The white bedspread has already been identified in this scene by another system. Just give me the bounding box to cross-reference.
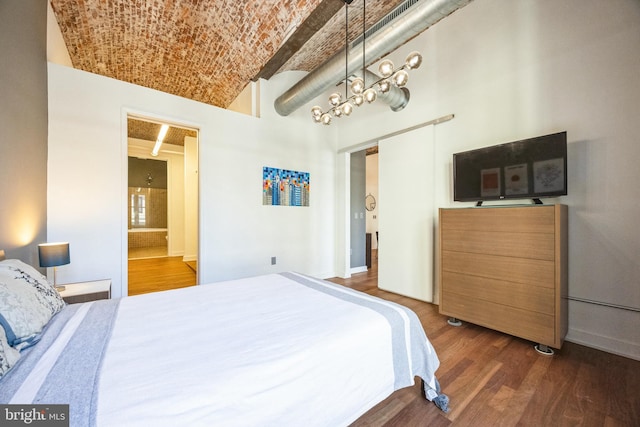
[96,273,400,427]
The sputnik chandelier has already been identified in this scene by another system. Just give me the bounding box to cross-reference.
[311,0,422,125]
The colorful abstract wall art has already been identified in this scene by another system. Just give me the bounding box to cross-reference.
[263,167,310,206]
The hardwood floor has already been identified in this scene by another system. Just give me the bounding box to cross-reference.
[128,245,167,259]
[330,251,640,426]
[128,256,196,296]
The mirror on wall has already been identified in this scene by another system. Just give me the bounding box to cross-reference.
[365,194,376,211]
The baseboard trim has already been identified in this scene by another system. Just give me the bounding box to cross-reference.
[350,266,368,275]
[566,328,640,361]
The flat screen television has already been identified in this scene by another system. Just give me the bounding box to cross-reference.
[453,131,567,204]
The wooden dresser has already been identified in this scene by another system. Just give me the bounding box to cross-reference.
[439,205,568,350]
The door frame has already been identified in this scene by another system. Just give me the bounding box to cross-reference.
[121,108,201,297]
[335,115,453,287]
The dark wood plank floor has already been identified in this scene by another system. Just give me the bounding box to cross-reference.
[330,251,640,427]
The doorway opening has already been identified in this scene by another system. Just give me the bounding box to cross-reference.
[126,116,199,295]
[128,156,168,259]
[365,145,379,268]
[349,146,379,277]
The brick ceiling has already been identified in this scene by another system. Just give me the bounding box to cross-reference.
[128,118,197,146]
[49,0,413,109]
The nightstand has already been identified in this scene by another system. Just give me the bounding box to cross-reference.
[58,279,111,304]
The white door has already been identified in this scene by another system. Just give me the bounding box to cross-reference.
[378,125,435,302]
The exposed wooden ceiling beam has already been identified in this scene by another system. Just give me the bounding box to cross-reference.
[253,0,344,81]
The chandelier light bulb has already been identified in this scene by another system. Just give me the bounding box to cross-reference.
[405,51,423,69]
[329,93,342,106]
[378,59,395,78]
[364,87,377,104]
[392,69,409,87]
[378,79,391,93]
[307,0,425,126]
[350,78,364,95]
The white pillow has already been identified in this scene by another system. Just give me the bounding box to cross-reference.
[0,259,65,349]
[0,324,20,378]
[1,258,50,284]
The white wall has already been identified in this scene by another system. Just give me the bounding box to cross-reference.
[227,81,258,117]
[332,0,640,359]
[46,2,72,67]
[47,64,336,299]
[183,135,198,262]
[0,1,48,265]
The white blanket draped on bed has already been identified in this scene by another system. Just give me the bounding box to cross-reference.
[2,272,444,426]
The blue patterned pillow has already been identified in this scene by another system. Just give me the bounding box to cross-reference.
[0,259,65,349]
[0,324,20,378]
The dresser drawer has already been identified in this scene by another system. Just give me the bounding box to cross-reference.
[441,271,554,315]
[440,205,556,234]
[441,250,555,289]
[441,229,555,261]
[440,291,556,345]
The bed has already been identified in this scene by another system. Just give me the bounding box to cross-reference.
[0,259,448,426]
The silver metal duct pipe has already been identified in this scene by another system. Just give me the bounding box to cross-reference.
[274,0,471,116]
[361,69,410,111]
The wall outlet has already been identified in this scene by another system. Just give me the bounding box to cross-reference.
[271,256,276,265]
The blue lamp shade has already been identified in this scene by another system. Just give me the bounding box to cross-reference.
[38,243,70,268]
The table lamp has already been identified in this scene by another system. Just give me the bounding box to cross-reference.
[38,242,70,291]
